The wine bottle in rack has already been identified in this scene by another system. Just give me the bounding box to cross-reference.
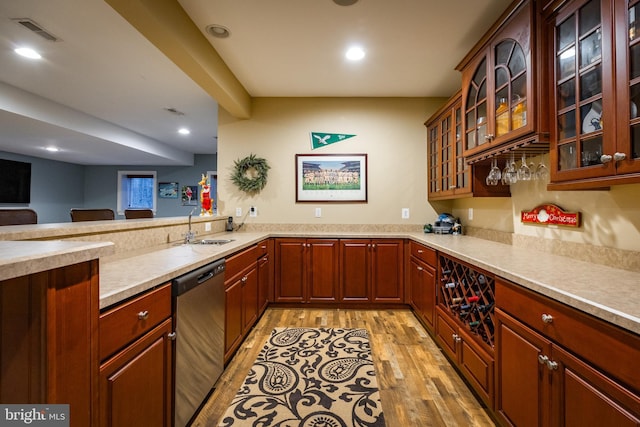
[444,282,456,289]
[476,303,493,313]
[468,295,480,303]
[452,297,463,304]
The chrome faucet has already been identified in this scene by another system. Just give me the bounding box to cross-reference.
[184,207,197,243]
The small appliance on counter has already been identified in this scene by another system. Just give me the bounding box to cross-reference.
[427,213,462,235]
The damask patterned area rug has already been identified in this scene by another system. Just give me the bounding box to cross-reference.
[218,327,386,427]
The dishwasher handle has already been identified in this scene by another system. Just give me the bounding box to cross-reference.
[172,259,225,297]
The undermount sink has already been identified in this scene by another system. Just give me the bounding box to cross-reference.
[196,239,234,245]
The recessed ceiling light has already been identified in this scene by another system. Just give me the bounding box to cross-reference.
[345,46,365,61]
[14,47,41,59]
[178,128,191,135]
[206,24,230,39]
[333,0,358,5]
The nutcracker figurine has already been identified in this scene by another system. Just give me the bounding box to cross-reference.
[199,174,213,216]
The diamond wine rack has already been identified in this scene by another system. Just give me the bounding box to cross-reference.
[439,255,495,349]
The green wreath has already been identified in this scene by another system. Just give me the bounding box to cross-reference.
[231,153,270,193]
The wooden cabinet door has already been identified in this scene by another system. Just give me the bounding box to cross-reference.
[99,319,172,427]
[224,278,243,358]
[241,266,258,333]
[371,239,403,303]
[275,239,306,302]
[495,308,551,427]
[340,240,370,302]
[551,345,640,427]
[307,239,339,302]
[257,253,270,314]
[410,257,436,330]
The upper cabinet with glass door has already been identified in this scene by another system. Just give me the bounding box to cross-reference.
[546,0,640,189]
[457,0,548,162]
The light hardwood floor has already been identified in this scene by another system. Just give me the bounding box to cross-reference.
[192,308,497,426]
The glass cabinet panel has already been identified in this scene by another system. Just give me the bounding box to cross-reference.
[554,0,603,171]
[629,1,640,162]
[465,58,488,151]
[493,39,527,138]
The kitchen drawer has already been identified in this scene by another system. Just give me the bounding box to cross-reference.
[99,283,171,361]
[225,245,258,281]
[496,278,640,392]
[256,239,269,258]
[410,241,436,266]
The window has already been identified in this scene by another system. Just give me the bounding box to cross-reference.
[117,171,157,215]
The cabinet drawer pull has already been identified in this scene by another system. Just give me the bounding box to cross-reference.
[417,266,423,271]
[541,313,554,324]
[538,354,549,365]
[137,310,149,320]
[417,249,424,253]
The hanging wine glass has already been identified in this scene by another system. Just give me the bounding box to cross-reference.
[517,153,532,181]
[535,160,549,181]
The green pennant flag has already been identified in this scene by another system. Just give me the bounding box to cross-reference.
[310,132,356,149]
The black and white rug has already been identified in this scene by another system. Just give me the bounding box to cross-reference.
[219,327,386,427]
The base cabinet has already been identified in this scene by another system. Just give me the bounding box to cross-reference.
[99,319,173,427]
[340,239,404,303]
[495,279,640,427]
[408,242,437,329]
[98,283,173,427]
[224,245,260,362]
[274,238,339,303]
[435,306,495,409]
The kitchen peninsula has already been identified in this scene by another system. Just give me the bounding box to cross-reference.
[1,218,639,426]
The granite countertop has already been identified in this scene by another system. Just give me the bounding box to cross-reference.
[2,230,638,336]
[0,240,114,281]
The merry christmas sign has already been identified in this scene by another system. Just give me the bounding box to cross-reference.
[521,204,581,227]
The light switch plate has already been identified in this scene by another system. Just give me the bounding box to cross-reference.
[315,207,322,218]
[235,207,242,217]
[249,206,257,217]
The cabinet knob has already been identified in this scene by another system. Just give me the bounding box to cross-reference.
[541,313,554,324]
[168,332,177,341]
[137,310,149,320]
[600,154,613,163]
[417,249,423,253]
[546,360,559,371]
[452,333,461,343]
[417,266,424,271]
[538,354,549,365]
[614,152,627,161]
[241,276,248,283]
[484,134,494,141]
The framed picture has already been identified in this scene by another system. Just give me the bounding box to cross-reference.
[296,154,367,202]
[181,185,198,205]
[158,182,179,199]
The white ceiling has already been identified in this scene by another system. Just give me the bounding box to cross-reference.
[0,0,512,166]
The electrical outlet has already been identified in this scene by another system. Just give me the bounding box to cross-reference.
[249,206,257,217]
[402,208,410,219]
[315,207,322,218]
[205,222,211,231]
[468,208,474,220]
[235,207,242,217]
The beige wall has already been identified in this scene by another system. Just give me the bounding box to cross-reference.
[451,153,640,253]
[218,97,447,227]
[218,97,640,254]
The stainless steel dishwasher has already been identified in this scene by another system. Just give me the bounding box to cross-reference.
[172,258,225,427]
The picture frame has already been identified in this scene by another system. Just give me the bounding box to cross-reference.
[296,153,367,203]
[158,182,179,199]
[181,185,198,205]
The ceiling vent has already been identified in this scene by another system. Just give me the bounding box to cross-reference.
[12,18,60,42]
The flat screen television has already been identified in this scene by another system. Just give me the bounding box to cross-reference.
[0,159,32,203]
